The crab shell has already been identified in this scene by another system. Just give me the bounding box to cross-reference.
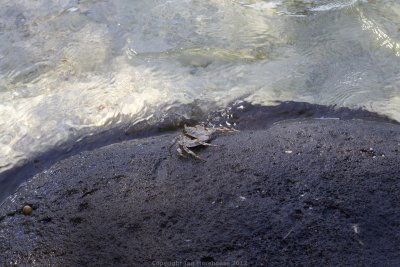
[177,134,217,148]
[183,125,217,142]
[183,125,236,142]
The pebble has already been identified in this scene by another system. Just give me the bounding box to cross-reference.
[22,205,32,215]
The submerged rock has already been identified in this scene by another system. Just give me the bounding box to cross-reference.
[0,119,399,266]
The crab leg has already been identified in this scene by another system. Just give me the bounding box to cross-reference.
[181,145,205,161]
[195,139,219,147]
[176,146,188,158]
[216,127,239,133]
[167,136,179,156]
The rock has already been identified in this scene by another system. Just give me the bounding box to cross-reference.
[0,119,399,266]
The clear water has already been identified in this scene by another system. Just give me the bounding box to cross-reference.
[1,0,400,173]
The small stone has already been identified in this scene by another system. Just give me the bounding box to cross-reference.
[22,205,32,215]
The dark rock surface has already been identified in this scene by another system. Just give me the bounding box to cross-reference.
[1,100,395,203]
[0,119,400,266]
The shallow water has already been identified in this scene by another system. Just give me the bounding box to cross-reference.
[1,0,400,176]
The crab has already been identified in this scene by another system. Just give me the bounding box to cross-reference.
[169,124,238,160]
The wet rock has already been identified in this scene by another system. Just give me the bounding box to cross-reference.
[0,119,400,266]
